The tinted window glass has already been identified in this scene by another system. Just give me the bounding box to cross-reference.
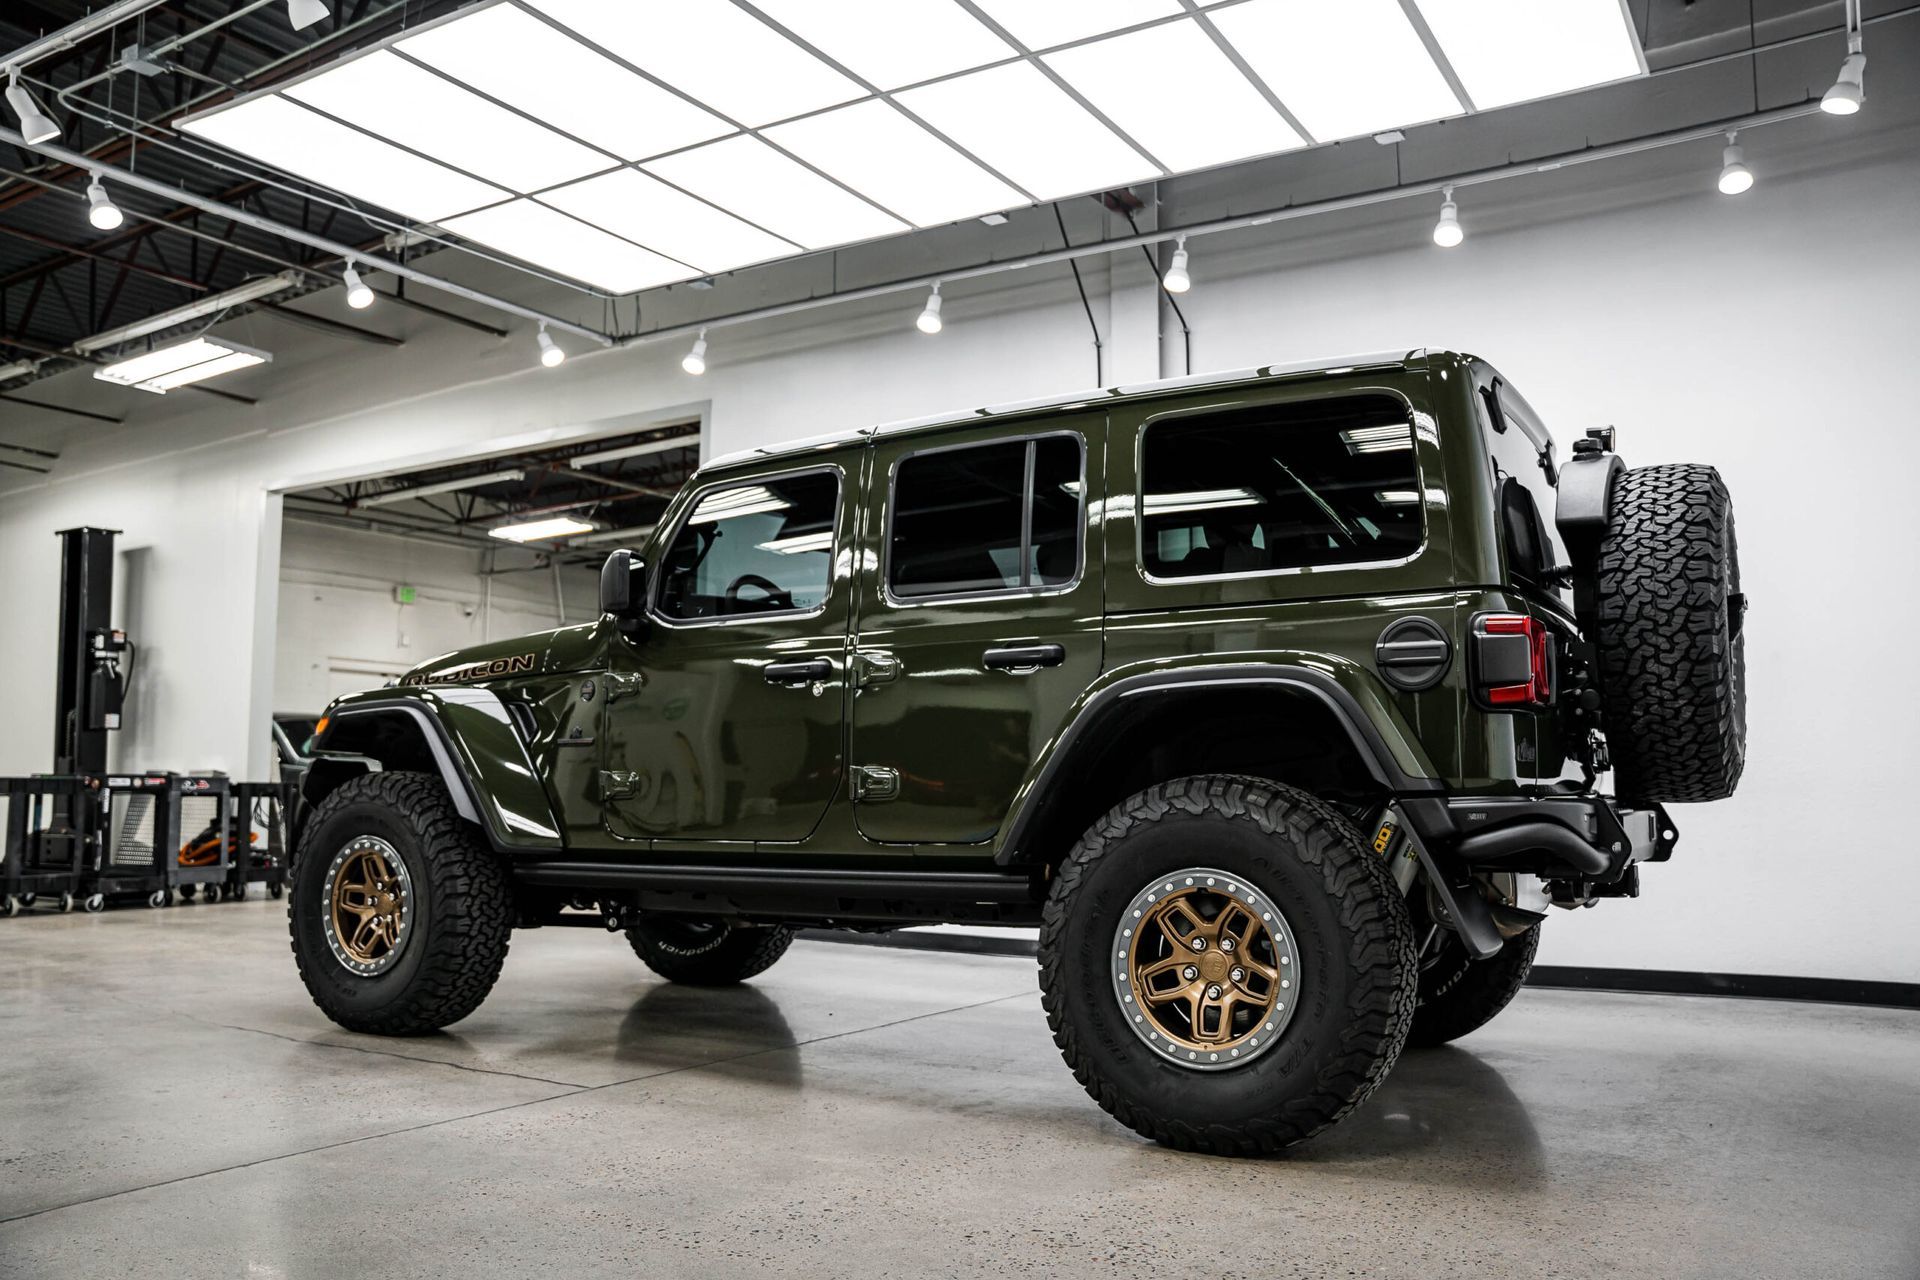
[656,471,838,621]
[890,435,1083,598]
[1140,396,1422,579]
[1479,380,1568,587]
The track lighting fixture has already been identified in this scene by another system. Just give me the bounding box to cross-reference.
[1822,42,1865,115]
[1162,235,1191,294]
[1716,133,1753,196]
[916,283,944,335]
[286,0,330,31]
[5,68,58,145]
[1432,186,1463,248]
[681,329,708,375]
[342,261,374,309]
[536,322,565,368]
[86,173,123,231]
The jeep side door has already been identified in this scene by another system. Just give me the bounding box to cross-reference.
[846,417,1104,846]
[599,459,854,847]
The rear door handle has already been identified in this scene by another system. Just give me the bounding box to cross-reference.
[983,643,1065,672]
[764,658,832,686]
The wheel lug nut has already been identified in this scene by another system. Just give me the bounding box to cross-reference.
[1206,984,1222,999]
[1231,967,1246,983]
[1220,937,1235,953]
[1182,965,1198,981]
[1189,937,1206,951]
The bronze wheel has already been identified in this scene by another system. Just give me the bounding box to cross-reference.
[322,835,414,977]
[1112,866,1300,1070]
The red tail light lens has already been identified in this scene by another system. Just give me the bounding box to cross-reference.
[1473,614,1552,708]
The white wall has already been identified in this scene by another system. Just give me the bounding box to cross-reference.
[2,116,1915,982]
[274,519,599,712]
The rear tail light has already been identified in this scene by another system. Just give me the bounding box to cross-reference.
[1472,613,1553,709]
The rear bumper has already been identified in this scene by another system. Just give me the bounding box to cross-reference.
[1402,793,1675,882]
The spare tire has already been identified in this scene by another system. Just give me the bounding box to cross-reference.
[1594,464,1746,802]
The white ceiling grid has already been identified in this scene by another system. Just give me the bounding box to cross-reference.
[176,0,1646,296]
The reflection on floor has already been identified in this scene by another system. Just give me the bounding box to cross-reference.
[1,901,1916,1279]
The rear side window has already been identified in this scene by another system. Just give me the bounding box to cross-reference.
[1140,395,1423,579]
[889,434,1084,599]
[655,470,839,621]
[1479,379,1568,588]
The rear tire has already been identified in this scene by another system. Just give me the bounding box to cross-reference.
[625,917,794,986]
[1407,924,1539,1047]
[1040,775,1417,1155]
[1596,463,1746,802]
[290,771,512,1035]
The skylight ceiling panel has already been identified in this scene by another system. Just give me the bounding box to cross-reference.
[967,0,1183,50]
[178,94,507,223]
[525,0,863,127]
[284,50,610,193]
[893,61,1158,201]
[1208,0,1466,142]
[751,0,1015,89]
[396,4,731,160]
[541,169,798,274]
[1045,19,1304,173]
[439,199,695,294]
[645,135,907,251]
[764,99,1026,227]
[1413,0,1645,109]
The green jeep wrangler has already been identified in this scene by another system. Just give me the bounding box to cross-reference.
[291,348,1745,1154]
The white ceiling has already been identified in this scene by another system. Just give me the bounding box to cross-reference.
[175,0,1646,295]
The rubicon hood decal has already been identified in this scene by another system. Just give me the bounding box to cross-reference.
[403,652,536,685]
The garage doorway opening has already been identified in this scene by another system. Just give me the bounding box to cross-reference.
[270,420,698,720]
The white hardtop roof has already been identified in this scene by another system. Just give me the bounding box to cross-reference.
[703,348,1433,472]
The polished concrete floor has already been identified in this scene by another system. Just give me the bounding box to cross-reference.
[1,901,1915,1279]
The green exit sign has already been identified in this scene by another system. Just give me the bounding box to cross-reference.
[393,585,418,605]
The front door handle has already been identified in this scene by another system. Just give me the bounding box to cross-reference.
[983,643,1065,672]
[764,658,832,686]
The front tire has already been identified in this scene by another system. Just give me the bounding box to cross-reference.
[1407,924,1540,1047]
[625,917,794,986]
[1040,775,1417,1155]
[290,771,512,1035]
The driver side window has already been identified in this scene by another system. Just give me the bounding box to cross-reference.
[655,470,839,622]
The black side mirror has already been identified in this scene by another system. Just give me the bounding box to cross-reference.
[599,549,647,632]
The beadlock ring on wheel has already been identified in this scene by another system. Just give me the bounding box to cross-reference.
[323,835,414,977]
[1111,867,1301,1071]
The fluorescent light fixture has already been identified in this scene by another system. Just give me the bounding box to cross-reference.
[1209,0,1465,142]
[752,0,1015,89]
[1412,0,1645,111]
[85,174,123,230]
[6,69,60,145]
[1822,46,1865,115]
[1717,135,1753,196]
[490,515,595,542]
[342,261,374,308]
[570,522,658,546]
[1143,488,1261,515]
[895,61,1157,200]
[440,199,694,293]
[396,5,729,161]
[916,283,943,334]
[765,99,1027,227]
[968,0,1182,50]
[285,51,608,194]
[541,168,796,274]
[1373,490,1422,506]
[286,0,329,30]
[1340,424,1413,453]
[179,94,506,223]
[569,435,700,468]
[359,468,527,508]
[526,0,862,127]
[1433,186,1463,247]
[536,322,565,368]
[93,336,269,394]
[1045,19,1304,172]
[756,532,834,555]
[1161,236,1190,293]
[73,272,298,353]
[645,135,905,251]
[681,330,708,375]
[689,485,791,523]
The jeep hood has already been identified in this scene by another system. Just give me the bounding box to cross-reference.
[400,619,610,687]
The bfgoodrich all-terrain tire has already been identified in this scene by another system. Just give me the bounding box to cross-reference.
[1596,463,1746,803]
[290,771,512,1035]
[1407,924,1540,1048]
[1040,775,1417,1155]
[626,917,794,986]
